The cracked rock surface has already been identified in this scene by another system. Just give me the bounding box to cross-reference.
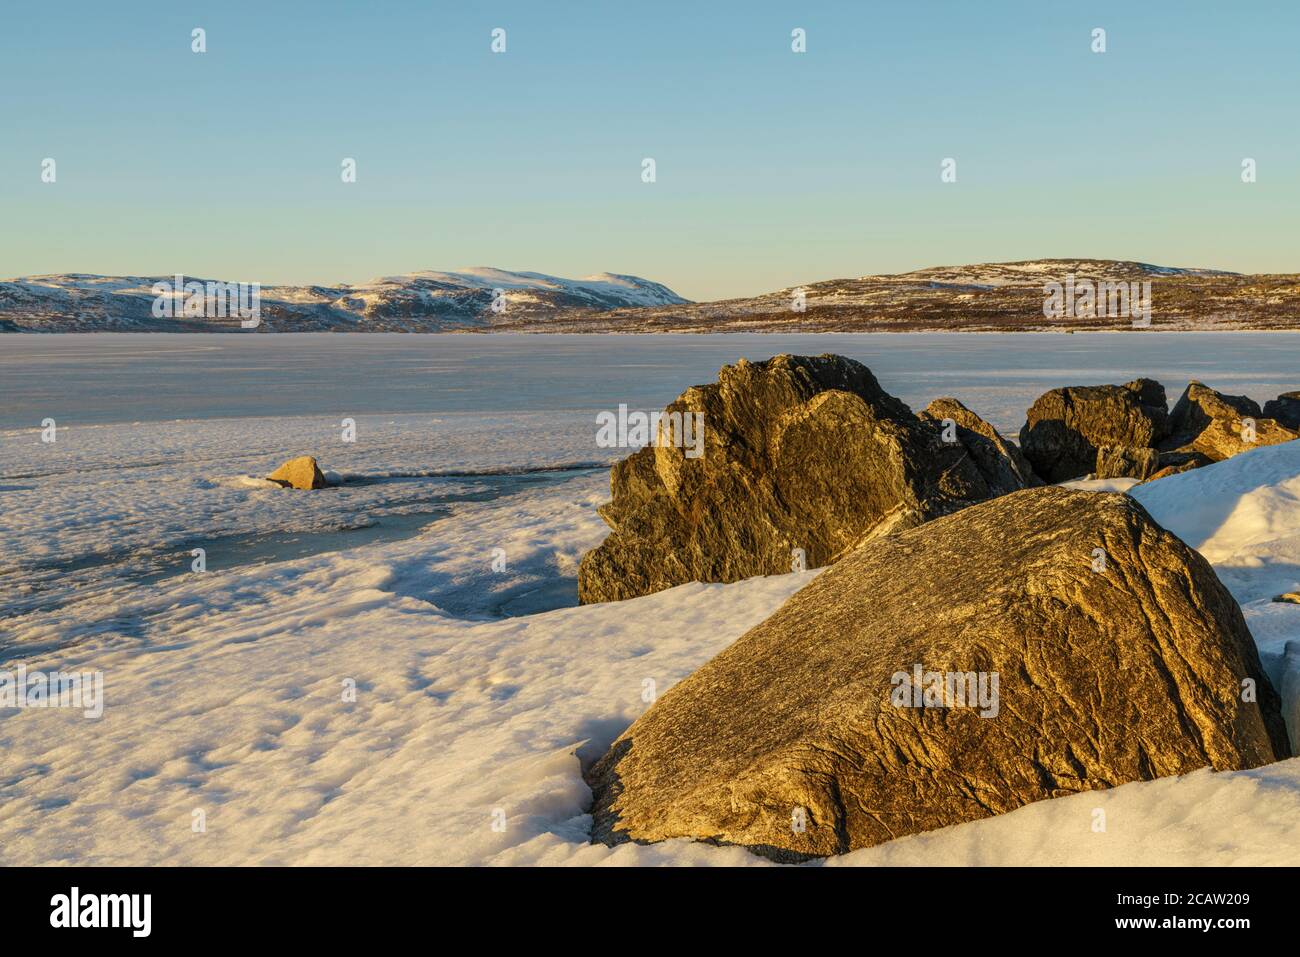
[586,487,1290,860]
[1095,444,1161,480]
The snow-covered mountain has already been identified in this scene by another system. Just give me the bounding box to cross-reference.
[6,259,1296,334]
[493,259,1300,333]
[0,267,689,332]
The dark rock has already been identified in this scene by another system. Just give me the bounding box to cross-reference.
[587,487,1290,859]
[1095,445,1160,480]
[1163,381,1297,463]
[919,398,1041,494]
[1019,379,1170,483]
[577,354,1000,604]
[1263,392,1300,431]
[1141,450,1216,483]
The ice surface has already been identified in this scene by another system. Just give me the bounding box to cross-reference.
[4,331,1299,431]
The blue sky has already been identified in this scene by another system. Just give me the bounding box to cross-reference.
[2,1,1297,300]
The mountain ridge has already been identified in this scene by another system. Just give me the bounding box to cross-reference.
[0,267,689,332]
[493,258,1299,333]
[3,259,1297,332]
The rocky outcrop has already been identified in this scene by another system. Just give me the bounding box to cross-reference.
[1263,391,1300,431]
[1019,379,1170,482]
[919,398,1041,494]
[267,456,329,490]
[1094,444,1160,481]
[1164,381,1298,462]
[1021,379,1298,484]
[577,354,1002,604]
[587,487,1290,860]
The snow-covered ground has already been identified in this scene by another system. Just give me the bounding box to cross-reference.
[0,411,615,637]
[2,336,1299,865]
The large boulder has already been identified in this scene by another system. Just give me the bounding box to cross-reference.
[577,355,1001,604]
[267,455,329,490]
[1164,381,1298,462]
[1263,391,1300,431]
[1019,379,1170,483]
[919,398,1041,494]
[587,487,1290,860]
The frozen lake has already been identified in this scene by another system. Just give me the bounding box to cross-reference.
[4,329,1298,640]
[2,331,1298,435]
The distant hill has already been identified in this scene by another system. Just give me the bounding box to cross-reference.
[4,259,1297,332]
[492,259,1300,333]
[0,267,689,332]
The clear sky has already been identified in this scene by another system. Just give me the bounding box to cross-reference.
[2,1,1297,301]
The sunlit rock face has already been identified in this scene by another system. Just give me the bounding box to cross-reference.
[587,487,1291,861]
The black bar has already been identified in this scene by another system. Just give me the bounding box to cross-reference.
[2,866,1283,942]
